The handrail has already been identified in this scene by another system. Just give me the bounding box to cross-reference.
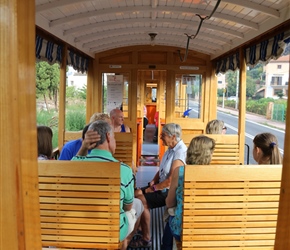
[244,143,250,165]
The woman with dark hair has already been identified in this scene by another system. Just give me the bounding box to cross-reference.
[253,132,282,164]
[37,125,53,160]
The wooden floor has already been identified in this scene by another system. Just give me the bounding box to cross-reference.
[127,165,165,250]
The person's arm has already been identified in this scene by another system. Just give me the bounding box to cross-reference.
[166,167,179,208]
[76,130,100,156]
[125,125,131,132]
[123,203,133,212]
[145,159,183,193]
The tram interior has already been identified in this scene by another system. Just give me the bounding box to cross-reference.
[2,0,290,249]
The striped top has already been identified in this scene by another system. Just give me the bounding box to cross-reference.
[72,148,135,241]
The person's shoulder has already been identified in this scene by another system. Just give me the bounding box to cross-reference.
[125,124,131,132]
[120,162,132,170]
[63,138,82,147]
[179,140,187,150]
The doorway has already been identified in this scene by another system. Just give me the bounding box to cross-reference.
[138,70,166,166]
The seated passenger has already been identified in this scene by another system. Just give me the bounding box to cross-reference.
[253,132,282,164]
[131,123,187,248]
[110,108,130,132]
[37,125,53,160]
[58,113,109,160]
[206,119,227,134]
[72,120,143,249]
[162,135,216,249]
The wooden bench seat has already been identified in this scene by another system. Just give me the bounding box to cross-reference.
[183,134,241,165]
[114,132,133,167]
[182,164,282,250]
[63,131,133,167]
[38,160,122,249]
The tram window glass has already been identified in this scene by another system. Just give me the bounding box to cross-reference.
[102,73,129,117]
[175,74,202,118]
[36,61,62,148]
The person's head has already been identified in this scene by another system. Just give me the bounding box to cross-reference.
[206,119,226,134]
[160,123,182,148]
[82,123,91,140]
[37,125,53,159]
[110,108,124,126]
[88,120,116,154]
[186,135,215,165]
[89,113,111,124]
[253,133,282,164]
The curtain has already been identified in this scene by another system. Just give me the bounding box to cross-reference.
[215,51,240,75]
[67,50,89,74]
[35,35,62,64]
[215,31,290,75]
[36,35,90,73]
[244,32,286,66]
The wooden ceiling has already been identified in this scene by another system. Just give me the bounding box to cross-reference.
[36,0,290,59]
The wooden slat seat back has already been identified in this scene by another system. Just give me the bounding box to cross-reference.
[38,161,122,249]
[182,164,282,250]
[183,134,240,164]
[114,132,133,167]
[63,131,133,167]
[64,131,82,144]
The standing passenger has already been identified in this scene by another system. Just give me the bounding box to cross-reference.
[253,132,282,164]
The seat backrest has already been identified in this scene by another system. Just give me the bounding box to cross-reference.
[182,164,282,249]
[182,134,240,164]
[63,131,133,167]
[64,131,82,144]
[114,132,133,167]
[38,160,122,249]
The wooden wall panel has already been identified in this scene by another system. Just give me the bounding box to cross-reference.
[1,0,42,249]
[138,51,167,64]
[99,53,132,64]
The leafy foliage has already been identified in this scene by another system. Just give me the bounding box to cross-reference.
[66,85,87,100]
[36,62,60,110]
[65,104,86,131]
[225,71,237,97]
[246,75,257,98]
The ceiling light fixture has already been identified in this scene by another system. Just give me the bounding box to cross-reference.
[148,33,157,46]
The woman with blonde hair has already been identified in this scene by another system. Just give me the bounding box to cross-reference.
[206,119,227,134]
[253,132,282,164]
[162,135,215,249]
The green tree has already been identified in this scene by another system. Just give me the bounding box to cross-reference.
[66,86,78,98]
[246,76,256,97]
[225,71,238,97]
[36,62,60,110]
[277,91,284,99]
[247,64,263,79]
[217,88,224,97]
[77,84,87,100]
